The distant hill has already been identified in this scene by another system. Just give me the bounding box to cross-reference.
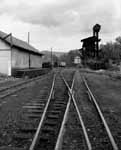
[41,50,66,58]
[41,50,66,63]
[41,49,81,64]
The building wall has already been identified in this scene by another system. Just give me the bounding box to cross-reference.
[0,39,11,75]
[11,47,29,69]
[12,48,43,69]
[30,54,42,68]
[0,51,11,75]
[0,39,10,49]
[0,39,43,75]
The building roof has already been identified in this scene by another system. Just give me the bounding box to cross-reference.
[81,36,101,42]
[0,31,43,56]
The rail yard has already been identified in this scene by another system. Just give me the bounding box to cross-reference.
[0,0,120,149]
[0,68,120,150]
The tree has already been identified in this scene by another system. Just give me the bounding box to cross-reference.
[100,42,114,60]
[115,36,121,45]
[100,37,121,62]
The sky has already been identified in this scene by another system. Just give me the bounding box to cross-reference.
[0,0,121,52]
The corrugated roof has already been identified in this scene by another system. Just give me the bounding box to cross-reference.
[0,31,43,56]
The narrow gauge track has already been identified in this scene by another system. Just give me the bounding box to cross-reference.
[83,76,118,150]
[0,70,74,150]
[0,72,52,100]
[29,71,74,150]
[1,69,117,150]
[61,71,92,150]
[72,71,119,150]
[29,70,119,150]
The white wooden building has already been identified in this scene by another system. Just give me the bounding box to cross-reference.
[74,56,81,64]
[0,31,43,76]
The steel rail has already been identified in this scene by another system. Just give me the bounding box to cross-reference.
[0,72,53,100]
[0,72,52,93]
[83,77,118,150]
[62,73,92,150]
[29,73,56,150]
[54,72,75,150]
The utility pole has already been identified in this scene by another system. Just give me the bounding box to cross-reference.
[28,32,31,68]
[51,47,53,69]
[28,32,30,44]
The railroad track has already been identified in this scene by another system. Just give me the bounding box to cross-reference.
[0,70,75,150]
[0,72,53,100]
[1,69,118,150]
[83,76,118,150]
[67,70,119,150]
[29,71,74,150]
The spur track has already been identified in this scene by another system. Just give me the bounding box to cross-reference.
[0,72,52,100]
[68,70,119,150]
[83,76,118,150]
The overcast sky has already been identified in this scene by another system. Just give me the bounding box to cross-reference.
[0,0,121,52]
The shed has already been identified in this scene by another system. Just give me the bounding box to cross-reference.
[0,31,43,76]
[74,56,81,64]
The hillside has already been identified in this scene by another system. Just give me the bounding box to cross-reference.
[41,50,66,58]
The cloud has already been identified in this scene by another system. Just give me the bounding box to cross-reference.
[0,1,118,26]
[14,0,82,27]
[0,0,84,37]
[0,0,121,50]
[0,0,119,36]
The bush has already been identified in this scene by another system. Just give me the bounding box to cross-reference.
[86,59,107,70]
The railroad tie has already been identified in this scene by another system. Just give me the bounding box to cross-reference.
[44,120,57,126]
[47,114,59,120]
[24,113,42,119]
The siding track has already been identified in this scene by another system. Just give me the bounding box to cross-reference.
[29,70,74,150]
[70,71,119,150]
[0,72,52,100]
[62,70,119,150]
[83,76,118,150]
